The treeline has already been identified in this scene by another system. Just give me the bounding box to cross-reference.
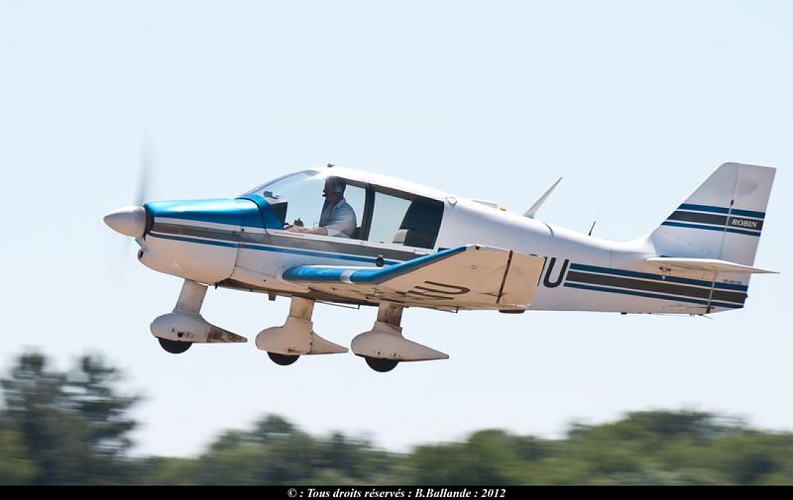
[1,352,792,485]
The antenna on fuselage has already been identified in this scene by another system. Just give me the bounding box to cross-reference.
[523,177,562,219]
[587,203,606,236]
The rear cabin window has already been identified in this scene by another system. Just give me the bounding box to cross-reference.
[367,190,443,249]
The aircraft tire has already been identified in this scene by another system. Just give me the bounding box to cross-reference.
[268,352,300,366]
[158,338,192,354]
[364,357,399,372]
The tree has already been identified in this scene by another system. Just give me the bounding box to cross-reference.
[184,416,398,485]
[0,352,141,484]
[408,430,530,484]
[6,351,793,486]
[64,354,140,480]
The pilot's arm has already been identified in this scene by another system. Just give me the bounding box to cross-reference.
[288,200,357,238]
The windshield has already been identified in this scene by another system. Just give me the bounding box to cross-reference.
[241,171,322,199]
[243,171,365,236]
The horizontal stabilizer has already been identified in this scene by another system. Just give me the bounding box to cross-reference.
[646,257,777,274]
[282,245,545,310]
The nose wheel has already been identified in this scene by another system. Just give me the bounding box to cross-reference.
[151,280,247,353]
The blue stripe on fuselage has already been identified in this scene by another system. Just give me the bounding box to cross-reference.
[563,282,741,309]
[568,263,748,291]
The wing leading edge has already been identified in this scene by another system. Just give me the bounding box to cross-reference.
[282,245,545,310]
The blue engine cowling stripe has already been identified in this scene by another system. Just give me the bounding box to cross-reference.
[145,198,265,229]
[237,194,284,230]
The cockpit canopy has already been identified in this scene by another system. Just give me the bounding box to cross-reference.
[243,170,444,249]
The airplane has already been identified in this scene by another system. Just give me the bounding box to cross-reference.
[104,162,776,372]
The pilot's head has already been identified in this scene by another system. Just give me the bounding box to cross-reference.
[323,176,346,202]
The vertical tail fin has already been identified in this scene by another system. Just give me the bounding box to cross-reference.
[649,162,775,266]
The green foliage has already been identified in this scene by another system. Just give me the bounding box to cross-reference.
[66,355,140,458]
[0,430,37,484]
[0,351,140,484]
[709,433,793,484]
[409,430,539,484]
[169,417,399,485]
[3,351,793,485]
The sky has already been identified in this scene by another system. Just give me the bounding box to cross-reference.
[1,1,791,458]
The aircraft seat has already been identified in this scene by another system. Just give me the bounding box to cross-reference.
[392,200,443,249]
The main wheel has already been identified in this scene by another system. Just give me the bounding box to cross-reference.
[268,352,300,366]
[158,338,192,354]
[364,357,399,373]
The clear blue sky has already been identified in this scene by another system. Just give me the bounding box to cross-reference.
[1,1,791,457]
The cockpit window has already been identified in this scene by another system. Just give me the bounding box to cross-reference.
[244,171,364,238]
[243,170,443,247]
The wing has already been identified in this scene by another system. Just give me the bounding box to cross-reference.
[281,244,545,310]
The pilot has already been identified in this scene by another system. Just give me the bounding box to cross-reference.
[288,176,357,238]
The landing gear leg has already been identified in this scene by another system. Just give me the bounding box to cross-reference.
[151,279,247,353]
[352,302,448,372]
[256,297,348,365]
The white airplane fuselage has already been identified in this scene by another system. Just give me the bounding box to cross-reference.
[438,200,654,313]
[105,163,774,369]
[131,164,772,318]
